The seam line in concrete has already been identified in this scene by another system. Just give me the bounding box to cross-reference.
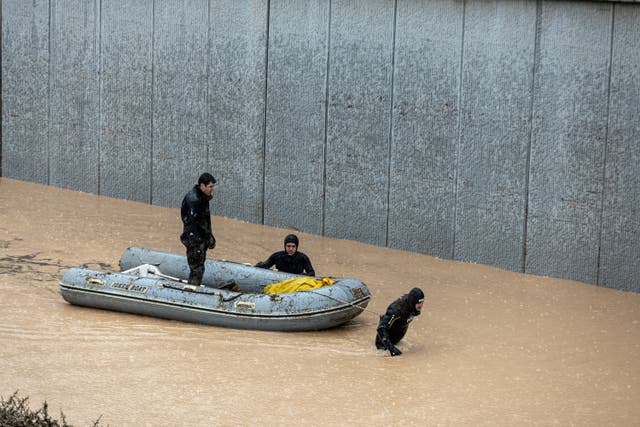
[150,0,156,205]
[47,0,52,185]
[321,0,332,237]
[384,0,398,248]
[97,0,103,195]
[452,0,467,260]
[523,0,543,274]
[596,3,617,286]
[260,0,271,225]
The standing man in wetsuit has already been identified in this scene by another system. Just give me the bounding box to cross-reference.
[376,287,425,356]
[255,234,315,276]
[180,173,217,286]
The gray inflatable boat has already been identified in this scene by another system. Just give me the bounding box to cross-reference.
[59,246,371,331]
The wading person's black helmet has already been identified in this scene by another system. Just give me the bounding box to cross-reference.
[408,287,425,314]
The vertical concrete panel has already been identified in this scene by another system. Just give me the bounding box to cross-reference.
[526,1,612,284]
[263,0,329,234]
[388,0,462,258]
[600,5,640,292]
[208,0,267,222]
[49,0,100,193]
[152,0,208,208]
[1,0,49,183]
[324,0,394,246]
[455,0,537,271]
[100,0,153,202]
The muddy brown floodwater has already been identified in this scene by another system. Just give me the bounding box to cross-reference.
[0,178,638,426]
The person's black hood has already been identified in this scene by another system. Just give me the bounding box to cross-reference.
[284,234,299,249]
[407,287,424,316]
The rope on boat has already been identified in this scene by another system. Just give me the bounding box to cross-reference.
[122,264,188,283]
[126,265,243,302]
[306,289,381,317]
[159,281,243,302]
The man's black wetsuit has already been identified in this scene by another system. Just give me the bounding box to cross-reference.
[180,185,215,285]
[257,250,315,276]
[255,234,315,276]
[376,288,424,356]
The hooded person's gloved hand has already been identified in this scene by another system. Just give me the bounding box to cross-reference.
[208,235,216,250]
[382,337,402,357]
[388,344,402,357]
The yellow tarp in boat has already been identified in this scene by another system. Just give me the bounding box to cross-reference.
[263,277,335,294]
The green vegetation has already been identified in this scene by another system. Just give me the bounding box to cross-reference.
[0,391,103,427]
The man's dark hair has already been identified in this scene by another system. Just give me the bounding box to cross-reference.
[198,173,217,186]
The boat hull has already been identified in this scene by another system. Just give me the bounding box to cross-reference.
[59,247,371,331]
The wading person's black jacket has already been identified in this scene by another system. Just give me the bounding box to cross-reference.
[376,288,424,355]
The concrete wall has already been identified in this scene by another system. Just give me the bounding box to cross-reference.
[2,0,639,292]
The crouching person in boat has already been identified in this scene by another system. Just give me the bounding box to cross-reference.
[376,288,425,356]
[180,173,217,286]
[255,234,315,276]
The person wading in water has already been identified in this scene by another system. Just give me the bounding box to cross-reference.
[376,288,425,356]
